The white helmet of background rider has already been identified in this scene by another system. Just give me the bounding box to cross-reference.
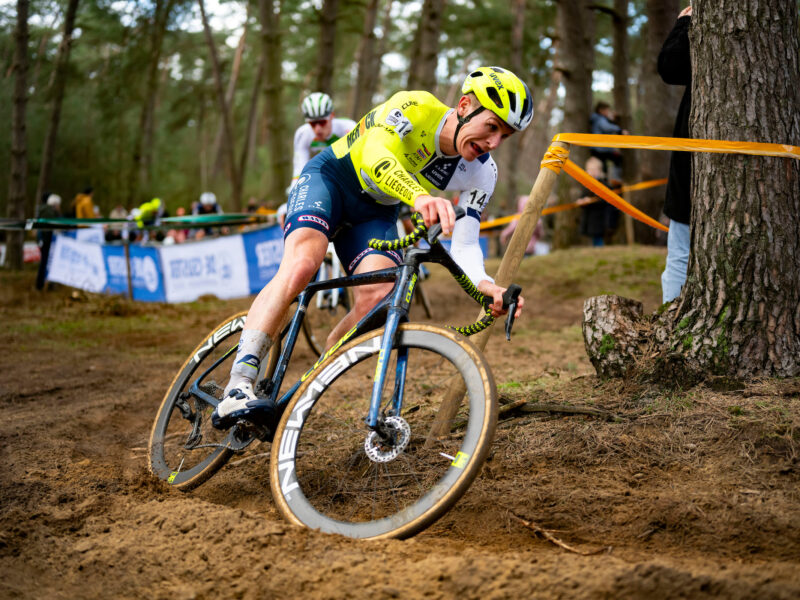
[199,192,217,206]
[302,92,334,121]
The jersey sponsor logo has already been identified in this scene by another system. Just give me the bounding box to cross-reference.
[385,108,412,139]
[420,155,461,189]
[416,144,431,161]
[371,157,397,182]
[404,153,419,168]
[298,214,330,230]
[380,168,422,203]
[346,110,377,148]
[360,169,397,204]
[348,247,373,272]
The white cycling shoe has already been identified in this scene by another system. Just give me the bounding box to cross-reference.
[211,381,276,430]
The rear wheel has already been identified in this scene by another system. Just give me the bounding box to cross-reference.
[270,323,497,539]
[149,311,280,490]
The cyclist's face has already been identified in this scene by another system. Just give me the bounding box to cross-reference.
[308,116,333,141]
[456,102,514,161]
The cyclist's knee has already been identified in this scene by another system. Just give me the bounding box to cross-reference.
[354,282,392,315]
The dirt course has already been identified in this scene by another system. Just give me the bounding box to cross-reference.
[1,246,799,599]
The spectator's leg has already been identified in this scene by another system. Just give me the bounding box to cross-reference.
[661,220,690,303]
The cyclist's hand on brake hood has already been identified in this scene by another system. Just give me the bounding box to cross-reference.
[414,194,455,235]
[478,280,525,319]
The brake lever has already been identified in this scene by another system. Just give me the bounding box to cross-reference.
[425,205,466,244]
[502,284,522,341]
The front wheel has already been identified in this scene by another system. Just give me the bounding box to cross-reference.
[270,323,497,539]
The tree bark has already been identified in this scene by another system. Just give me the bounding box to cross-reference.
[553,0,595,249]
[407,0,446,91]
[199,0,242,210]
[504,0,527,214]
[611,0,637,243]
[675,0,800,377]
[583,0,800,380]
[212,25,248,179]
[5,0,29,271]
[636,0,681,244]
[35,0,80,207]
[349,0,380,119]
[259,0,290,203]
[127,0,174,206]
[315,0,339,94]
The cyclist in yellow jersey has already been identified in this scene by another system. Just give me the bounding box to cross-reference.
[213,66,533,429]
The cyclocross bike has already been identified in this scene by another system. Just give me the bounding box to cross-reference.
[149,208,521,540]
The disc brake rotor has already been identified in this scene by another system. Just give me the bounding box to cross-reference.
[364,416,411,463]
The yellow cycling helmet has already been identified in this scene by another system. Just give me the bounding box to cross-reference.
[460,66,533,132]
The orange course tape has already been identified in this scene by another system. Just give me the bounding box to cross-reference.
[562,159,668,232]
[479,178,668,231]
[552,133,800,160]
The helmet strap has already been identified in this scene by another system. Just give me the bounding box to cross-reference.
[452,105,485,153]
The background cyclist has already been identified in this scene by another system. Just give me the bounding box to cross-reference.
[213,66,531,429]
[278,92,358,227]
[289,92,357,193]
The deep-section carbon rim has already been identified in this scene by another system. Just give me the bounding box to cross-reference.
[270,324,497,539]
[149,311,277,490]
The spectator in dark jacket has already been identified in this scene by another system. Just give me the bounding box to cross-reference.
[590,101,627,182]
[35,193,61,290]
[658,5,693,303]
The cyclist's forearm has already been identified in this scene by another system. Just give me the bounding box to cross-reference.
[450,217,492,286]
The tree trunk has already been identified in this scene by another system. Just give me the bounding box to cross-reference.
[5,0,29,271]
[259,0,290,203]
[127,0,173,206]
[199,0,242,210]
[523,41,562,172]
[504,0,526,215]
[611,0,637,244]
[349,0,380,119]
[315,0,339,94]
[674,0,800,377]
[237,54,265,196]
[212,25,247,179]
[583,0,800,380]
[636,0,681,245]
[407,0,445,91]
[35,0,80,207]
[553,0,595,249]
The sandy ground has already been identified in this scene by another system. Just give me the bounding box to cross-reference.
[1,246,799,599]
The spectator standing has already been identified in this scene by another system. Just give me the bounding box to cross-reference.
[192,191,224,239]
[35,194,61,290]
[658,5,693,303]
[590,102,628,182]
[578,156,619,246]
[71,187,95,219]
[106,204,129,242]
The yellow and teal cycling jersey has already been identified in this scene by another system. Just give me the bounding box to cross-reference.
[331,90,497,212]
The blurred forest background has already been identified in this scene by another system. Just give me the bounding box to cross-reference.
[2,0,686,245]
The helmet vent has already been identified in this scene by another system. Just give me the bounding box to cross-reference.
[485,86,504,109]
[470,70,484,78]
[508,93,517,113]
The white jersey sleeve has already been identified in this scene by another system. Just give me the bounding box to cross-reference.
[291,124,314,188]
[448,156,497,286]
